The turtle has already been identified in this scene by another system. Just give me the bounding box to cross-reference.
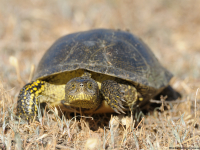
[16,29,177,121]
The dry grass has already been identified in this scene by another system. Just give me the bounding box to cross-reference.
[1,0,200,149]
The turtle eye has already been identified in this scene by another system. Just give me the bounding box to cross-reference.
[71,83,76,89]
[87,82,92,89]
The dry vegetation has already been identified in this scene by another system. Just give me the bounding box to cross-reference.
[0,0,200,149]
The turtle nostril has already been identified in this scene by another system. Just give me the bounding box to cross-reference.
[80,83,84,87]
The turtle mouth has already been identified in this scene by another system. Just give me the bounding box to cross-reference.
[66,92,99,109]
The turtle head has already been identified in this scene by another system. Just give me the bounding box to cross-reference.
[64,76,100,109]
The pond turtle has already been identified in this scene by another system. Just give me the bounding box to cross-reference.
[16,29,176,120]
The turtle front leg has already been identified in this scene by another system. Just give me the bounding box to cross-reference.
[101,80,141,114]
[101,80,126,114]
[16,80,45,121]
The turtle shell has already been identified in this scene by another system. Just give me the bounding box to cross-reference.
[34,29,172,92]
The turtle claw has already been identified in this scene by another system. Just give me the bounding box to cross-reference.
[121,98,126,102]
[119,103,128,110]
[113,107,126,114]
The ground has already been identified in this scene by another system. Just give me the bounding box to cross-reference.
[0,0,200,149]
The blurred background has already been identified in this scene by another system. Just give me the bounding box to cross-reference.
[0,0,200,101]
